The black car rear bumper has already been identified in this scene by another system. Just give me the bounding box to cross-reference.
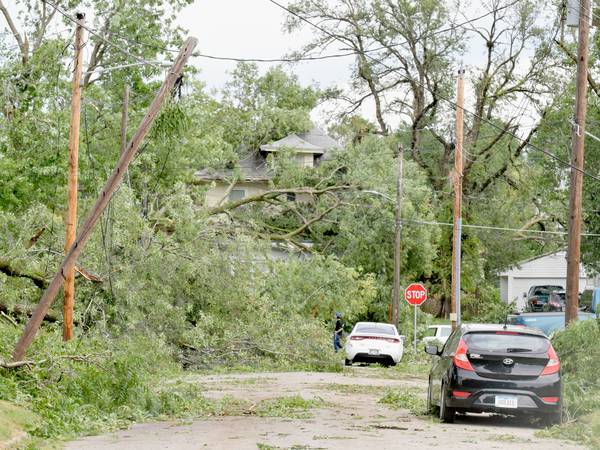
[447,388,561,414]
[446,369,561,415]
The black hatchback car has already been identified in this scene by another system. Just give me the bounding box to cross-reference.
[425,324,561,425]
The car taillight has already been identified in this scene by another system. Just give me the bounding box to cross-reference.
[453,338,474,371]
[350,336,366,340]
[385,338,400,343]
[452,390,471,399]
[541,397,560,404]
[541,345,560,375]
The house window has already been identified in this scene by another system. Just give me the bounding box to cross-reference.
[229,189,246,201]
[286,192,296,202]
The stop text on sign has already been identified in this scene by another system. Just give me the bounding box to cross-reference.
[404,283,428,306]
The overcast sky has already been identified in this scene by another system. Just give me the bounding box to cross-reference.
[177,0,356,95]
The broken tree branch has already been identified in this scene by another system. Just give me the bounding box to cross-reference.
[12,37,198,362]
[205,185,355,216]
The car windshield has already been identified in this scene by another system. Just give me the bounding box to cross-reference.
[354,325,395,335]
[464,332,549,353]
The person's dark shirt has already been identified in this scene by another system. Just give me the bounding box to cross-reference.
[334,318,343,334]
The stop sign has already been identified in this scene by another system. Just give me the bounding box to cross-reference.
[405,283,427,306]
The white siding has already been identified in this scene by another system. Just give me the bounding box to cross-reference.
[500,277,508,302]
[500,251,587,278]
[498,251,593,311]
[204,181,269,207]
[500,275,589,311]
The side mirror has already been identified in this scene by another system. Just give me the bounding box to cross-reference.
[523,292,527,298]
[425,345,440,356]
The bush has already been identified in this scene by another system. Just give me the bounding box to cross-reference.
[538,319,600,447]
[552,319,600,420]
[0,323,210,440]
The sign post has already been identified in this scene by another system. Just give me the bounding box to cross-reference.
[404,283,428,353]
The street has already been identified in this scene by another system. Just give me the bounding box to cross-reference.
[66,368,583,450]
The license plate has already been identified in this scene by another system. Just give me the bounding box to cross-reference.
[369,349,380,355]
[495,395,518,409]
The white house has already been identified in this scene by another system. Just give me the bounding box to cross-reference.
[499,251,593,310]
[195,128,341,207]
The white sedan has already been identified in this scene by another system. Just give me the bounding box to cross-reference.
[345,322,404,367]
[421,324,452,347]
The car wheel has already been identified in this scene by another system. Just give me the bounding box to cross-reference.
[543,409,562,427]
[439,383,455,423]
[344,358,352,366]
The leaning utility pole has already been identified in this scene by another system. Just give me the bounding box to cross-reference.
[392,144,405,329]
[566,0,591,325]
[451,68,465,330]
[12,37,198,362]
[63,12,85,341]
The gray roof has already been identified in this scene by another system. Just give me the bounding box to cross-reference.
[298,128,342,151]
[260,128,341,156]
[260,133,324,154]
[195,152,272,182]
[196,128,341,182]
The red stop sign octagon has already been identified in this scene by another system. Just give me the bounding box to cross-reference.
[405,283,428,306]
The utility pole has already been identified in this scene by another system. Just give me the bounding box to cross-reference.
[12,37,199,362]
[451,68,465,330]
[392,144,405,329]
[63,12,85,341]
[566,0,591,325]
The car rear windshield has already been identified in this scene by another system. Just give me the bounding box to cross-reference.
[463,332,549,353]
[355,325,395,335]
[533,286,562,295]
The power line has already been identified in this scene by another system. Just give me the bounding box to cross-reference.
[267,0,600,183]
[41,0,163,68]
[64,0,520,66]
[401,218,600,237]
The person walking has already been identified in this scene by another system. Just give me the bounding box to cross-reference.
[333,312,344,352]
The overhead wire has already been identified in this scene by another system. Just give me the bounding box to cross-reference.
[55,0,522,66]
[266,0,600,183]
[40,0,164,69]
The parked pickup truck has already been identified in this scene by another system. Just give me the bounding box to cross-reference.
[507,311,597,337]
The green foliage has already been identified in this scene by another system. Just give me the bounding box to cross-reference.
[378,387,427,416]
[552,320,600,420]
[0,323,213,440]
[256,395,326,419]
[537,320,600,447]
[461,284,515,323]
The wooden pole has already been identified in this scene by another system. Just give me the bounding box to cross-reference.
[12,37,198,361]
[392,144,404,329]
[451,68,465,330]
[63,12,85,341]
[566,0,591,325]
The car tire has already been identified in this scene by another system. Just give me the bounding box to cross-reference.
[439,383,455,423]
[344,358,352,366]
[543,409,562,427]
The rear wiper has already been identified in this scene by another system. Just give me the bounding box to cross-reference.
[506,348,532,353]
